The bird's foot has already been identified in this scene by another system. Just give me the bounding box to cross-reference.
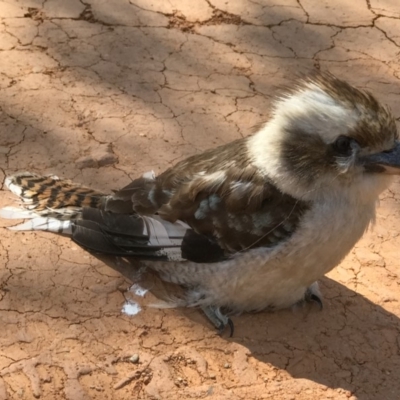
[305,281,323,310]
[201,305,234,337]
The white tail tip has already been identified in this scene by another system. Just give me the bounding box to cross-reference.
[0,207,39,220]
[7,217,72,234]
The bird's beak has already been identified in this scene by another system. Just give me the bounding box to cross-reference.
[362,141,400,174]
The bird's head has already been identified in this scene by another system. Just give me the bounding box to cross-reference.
[249,73,400,202]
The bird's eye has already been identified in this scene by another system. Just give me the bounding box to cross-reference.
[332,135,353,156]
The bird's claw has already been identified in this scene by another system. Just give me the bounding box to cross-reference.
[309,293,323,310]
[305,281,323,310]
[217,318,235,337]
[201,306,234,337]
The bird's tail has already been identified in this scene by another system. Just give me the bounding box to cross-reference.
[1,172,108,233]
[1,171,189,262]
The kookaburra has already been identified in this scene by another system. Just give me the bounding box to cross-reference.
[1,73,400,335]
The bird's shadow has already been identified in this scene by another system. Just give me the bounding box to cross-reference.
[225,277,400,400]
[101,253,399,400]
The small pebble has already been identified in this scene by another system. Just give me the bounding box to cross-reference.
[209,373,216,380]
[224,363,230,369]
[129,354,139,364]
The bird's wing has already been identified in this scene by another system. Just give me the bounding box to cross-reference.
[71,180,308,264]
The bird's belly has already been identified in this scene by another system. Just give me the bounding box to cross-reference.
[205,199,376,312]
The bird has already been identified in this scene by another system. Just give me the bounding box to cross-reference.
[1,72,399,336]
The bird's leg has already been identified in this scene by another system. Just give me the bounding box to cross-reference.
[305,281,323,310]
[201,306,234,337]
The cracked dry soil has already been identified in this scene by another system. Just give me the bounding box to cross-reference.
[0,0,400,399]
